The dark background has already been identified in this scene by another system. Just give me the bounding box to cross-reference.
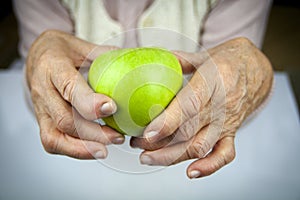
[0,0,299,111]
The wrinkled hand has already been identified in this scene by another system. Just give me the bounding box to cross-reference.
[131,37,273,178]
[26,30,124,159]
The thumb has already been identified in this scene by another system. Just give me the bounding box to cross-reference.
[46,31,119,120]
[50,58,117,121]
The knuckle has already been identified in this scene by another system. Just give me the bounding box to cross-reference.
[188,138,211,158]
[232,37,253,48]
[35,48,62,72]
[40,131,58,154]
[209,158,224,172]
[29,71,48,104]
[30,84,42,104]
[70,149,83,159]
[224,147,236,164]
[176,123,194,141]
[181,90,202,118]
[153,111,173,137]
[48,56,78,104]
[93,132,108,144]
[38,49,54,64]
[77,93,97,120]
[161,154,175,166]
[188,95,201,114]
[56,112,75,134]
[210,146,236,172]
[40,29,61,38]
[213,152,235,171]
[33,42,78,105]
[61,72,77,103]
[238,37,252,46]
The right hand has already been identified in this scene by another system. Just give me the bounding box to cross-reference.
[26,30,125,159]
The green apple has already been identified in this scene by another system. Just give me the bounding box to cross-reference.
[88,47,183,137]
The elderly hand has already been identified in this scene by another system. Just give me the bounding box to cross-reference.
[130,37,273,178]
[26,30,125,159]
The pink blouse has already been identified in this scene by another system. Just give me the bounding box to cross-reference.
[13,0,273,59]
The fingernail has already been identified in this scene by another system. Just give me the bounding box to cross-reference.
[145,131,158,140]
[189,170,201,179]
[101,101,117,115]
[94,150,106,159]
[140,154,152,165]
[112,137,125,144]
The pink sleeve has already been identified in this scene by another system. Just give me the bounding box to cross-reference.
[201,0,273,49]
[13,0,74,59]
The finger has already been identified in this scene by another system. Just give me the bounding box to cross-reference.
[139,141,188,166]
[44,87,124,144]
[130,134,174,150]
[35,83,124,144]
[50,60,117,120]
[143,55,225,144]
[143,67,213,142]
[132,103,212,150]
[187,136,236,179]
[172,50,209,74]
[140,126,218,166]
[38,113,108,159]
[70,111,125,145]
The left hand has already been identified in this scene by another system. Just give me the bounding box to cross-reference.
[130,37,273,179]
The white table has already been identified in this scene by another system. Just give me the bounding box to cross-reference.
[0,69,299,200]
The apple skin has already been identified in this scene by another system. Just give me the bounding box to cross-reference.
[88,47,183,137]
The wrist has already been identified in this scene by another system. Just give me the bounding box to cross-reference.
[245,51,274,118]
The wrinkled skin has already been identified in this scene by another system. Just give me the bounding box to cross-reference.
[26,30,125,159]
[27,30,273,179]
[130,37,274,179]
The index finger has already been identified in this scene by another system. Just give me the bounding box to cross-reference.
[50,59,117,121]
[142,68,212,142]
[143,57,224,143]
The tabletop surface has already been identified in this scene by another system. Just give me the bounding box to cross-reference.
[0,69,299,200]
